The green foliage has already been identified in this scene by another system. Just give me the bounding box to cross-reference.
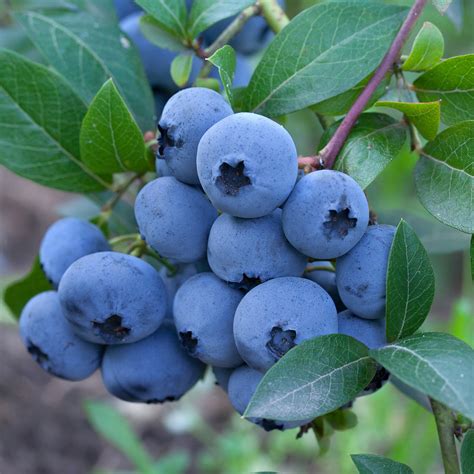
[139,14,187,52]
[402,22,444,72]
[461,430,474,474]
[415,120,474,234]
[376,100,440,141]
[413,54,474,126]
[208,45,236,105]
[351,454,414,474]
[243,3,408,117]
[171,53,194,87]
[432,0,453,14]
[471,236,474,281]
[386,220,435,342]
[245,334,376,422]
[319,113,408,189]
[371,332,474,420]
[80,79,150,174]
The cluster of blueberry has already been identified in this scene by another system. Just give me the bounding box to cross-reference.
[20,84,395,432]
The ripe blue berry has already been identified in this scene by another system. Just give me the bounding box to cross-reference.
[282,170,369,259]
[135,177,218,263]
[336,224,396,320]
[207,210,307,289]
[158,88,233,185]
[305,262,345,311]
[197,113,298,218]
[234,277,338,371]
[114,0,140,20]
[173,273,244,368]
[39,217,110,288]
[338,310,386,349]
[20,291,103,381]
[213,366,235,392]
[58,252,167,344]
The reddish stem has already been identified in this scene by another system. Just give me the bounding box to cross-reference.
[302,0,428,170]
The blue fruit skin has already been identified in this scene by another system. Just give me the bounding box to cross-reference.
[234,277,338,371]
[338,310,386,349]
[114,0,141,20]
[213,366,235,392]
[158,88,233,185]
[391,376,432,412]
[282,170,369,259]
[207,210,307,288]
[58,252,167,344]
[19,291,103,381]
[155,157,172,177]
[197,113,297,218]
[135,177,218,263]
[173,273,244,367]
[228,365,311,431]
[102,323,205,403]
[305,262,345,311]
[39,217,110,288]
[336,225,396,320]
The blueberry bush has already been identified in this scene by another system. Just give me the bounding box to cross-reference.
[0,0,473,472]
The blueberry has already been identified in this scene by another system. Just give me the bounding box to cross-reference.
[227,365,310,431]
[233,277,338,371]
[19,291,103,381]
[135,177,218,263]
[158,88,233,185]
[39,217,110,288]
[58,251,167,344]
[391,376,432,411]
[338,310,386,349]
[213,366,235,392]
[305,262,345,311]
[336,225,396,320]
[207,210,307,289]
[173,273,244,367]
[102,323,206,403]
[282,170,369,259]
[114,0,141,20]
[155,156,172,177]
[197,113,297,218]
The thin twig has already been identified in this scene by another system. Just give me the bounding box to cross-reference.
[101,172,144,213]
[260,0,289,33]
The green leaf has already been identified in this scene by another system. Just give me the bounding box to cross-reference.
[170,53,194,87]
[244,334,377,422]
[461,430,474,474]
[15,10,154,131]
[80,79,148,174]
[139,14,187,52]
[311,74,390,117]
[84,401,155,473]
[471,236,473,281]
[0,48,110,192]
[386,220,435,342]
[208,45,236,105]
[402,22,444,72]
[194,77,221,92]
[319,113,408,189]
[187,0,254,39]
[351,454,414,474]
[243,3,408,117]
[3,257,53,319]
[432,0,453,14]
[415,120,474,234]
[371,332,474,420]
[376,100,440,141]
[136,0,187,39]
[413,54,474,126]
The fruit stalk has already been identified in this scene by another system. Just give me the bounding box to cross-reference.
[430,398,461,474]
[260,0,289,33]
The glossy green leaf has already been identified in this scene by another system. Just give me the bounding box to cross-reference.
[461,430,474,474]
[136,0,187,39]
[194,77,221,92]
[139,14,187,52]
[432,0,453,14]
[351,454,414,474]
[84,401,155,473]
[415,121,474,234]
[208,45,236,105]
[188,0,254,39]
[376,100,440,141]
[245,334,376,422]
[386,220,435,342]
[371,332,474,419]
[15,10,154,131]
[3,257,53,319]
[171,53,194,87]
[0,48,110,192]
[402,22,444,72]
[413,54,474,126]
[319,113,408,189]
[80,79,148,174]
[243,3,408,117]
